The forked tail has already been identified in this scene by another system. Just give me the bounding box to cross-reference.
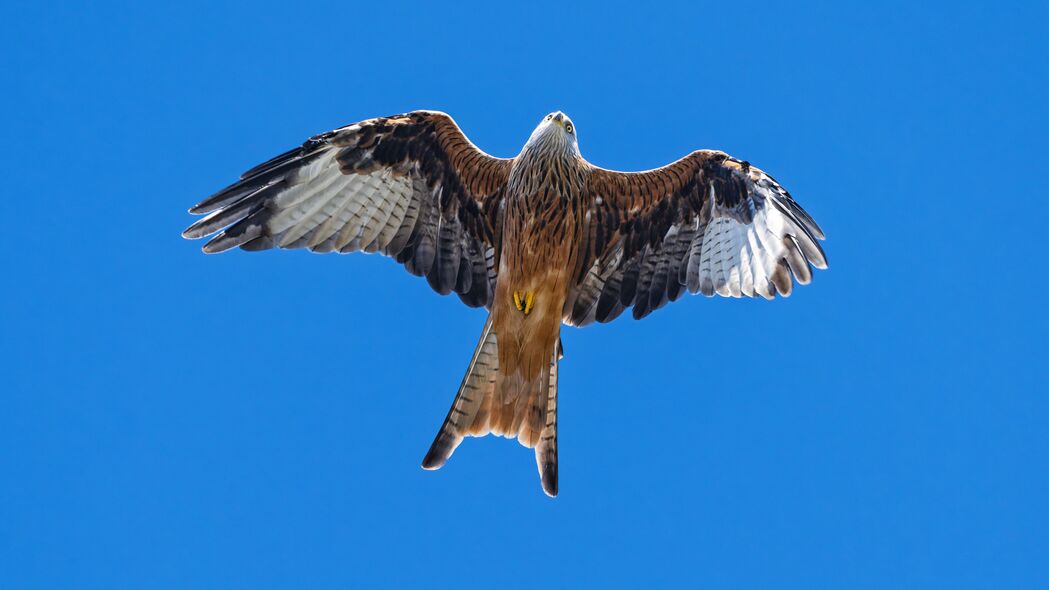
[421,316,560,496]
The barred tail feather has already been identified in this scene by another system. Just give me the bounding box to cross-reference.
[421,317,499,470]
[536,342,560,496]
[421,319,561,497]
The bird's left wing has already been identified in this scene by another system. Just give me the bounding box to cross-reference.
[564,150,827,325]
[183,111,511,308]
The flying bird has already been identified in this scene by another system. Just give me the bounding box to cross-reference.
[182,110,827,496]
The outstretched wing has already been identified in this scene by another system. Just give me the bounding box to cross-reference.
[182,111,511,308]
[565,150,827,325]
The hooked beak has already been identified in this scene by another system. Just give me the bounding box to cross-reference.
[551,111,565,128]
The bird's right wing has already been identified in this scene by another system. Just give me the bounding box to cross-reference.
[182,111,511,308]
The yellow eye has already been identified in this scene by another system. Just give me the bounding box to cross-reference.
[565,122,574,134]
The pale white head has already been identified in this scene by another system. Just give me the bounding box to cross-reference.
[524,111,580,156]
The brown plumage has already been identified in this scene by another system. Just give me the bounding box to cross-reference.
[182,110,827,497]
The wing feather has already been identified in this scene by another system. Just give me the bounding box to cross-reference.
[565,151,827,325]
[183,111,510,308]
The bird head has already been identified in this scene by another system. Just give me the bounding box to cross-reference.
[545,111,575,135]
[524,110,579,155]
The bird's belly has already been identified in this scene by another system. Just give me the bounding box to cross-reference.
[498,200,576,300]
[491,196,577,379]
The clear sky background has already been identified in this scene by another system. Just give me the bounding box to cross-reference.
[2,1,1046,588]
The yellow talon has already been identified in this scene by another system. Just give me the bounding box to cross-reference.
[512,291,536,315]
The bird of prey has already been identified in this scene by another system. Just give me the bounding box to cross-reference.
[183,110,827,496]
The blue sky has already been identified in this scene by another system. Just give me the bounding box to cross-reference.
[2,1,1046,588]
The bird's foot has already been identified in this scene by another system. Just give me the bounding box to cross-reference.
[513,291,536,315]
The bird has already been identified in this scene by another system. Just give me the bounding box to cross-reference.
[182,110,827,497]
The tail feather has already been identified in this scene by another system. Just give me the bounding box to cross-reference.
[421,318,562,497]
[421,317,499,470]
[536,341,560,496]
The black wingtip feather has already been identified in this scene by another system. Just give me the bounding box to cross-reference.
[201,216,263,253]
[238,145,304,180]
[188,148,323,216]
[182,198,260,240]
